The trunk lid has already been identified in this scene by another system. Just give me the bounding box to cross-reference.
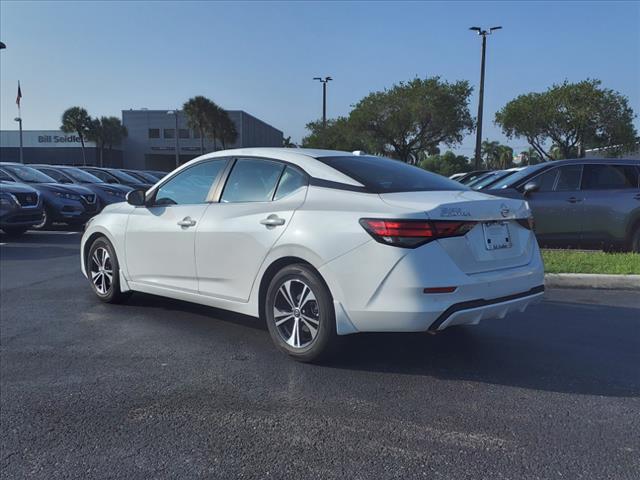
[379,190,535,274]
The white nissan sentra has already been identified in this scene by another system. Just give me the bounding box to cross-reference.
[81,148,544,362]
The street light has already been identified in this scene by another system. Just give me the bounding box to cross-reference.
[469,26,502,169]
[14,117,23,164]
[313,76,332,128]
[167,110,180,168]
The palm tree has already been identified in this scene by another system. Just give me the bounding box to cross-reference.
[283,136,297,148]
[481,140,500,169]
[497,145,514,169]
[217,109,238,149]
[183,96,219,155]
[87,118,107,167]
[104,117,127,166]
[61,107,91,165]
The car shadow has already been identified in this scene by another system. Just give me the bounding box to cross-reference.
[121,292,640,398]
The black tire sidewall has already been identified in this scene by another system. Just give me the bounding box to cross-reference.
[88,237,123,303]
[265,264,337,362]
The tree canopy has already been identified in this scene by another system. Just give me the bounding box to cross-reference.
[87,116,127,166]
[183,96,237,153]
[418,151,472,177]
[303,77,474,162]
[60,107,91,165]
[495,79,638,160]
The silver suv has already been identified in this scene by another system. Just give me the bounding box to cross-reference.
[485,159,640,252]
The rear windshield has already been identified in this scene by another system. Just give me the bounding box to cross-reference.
[319,155,466,193]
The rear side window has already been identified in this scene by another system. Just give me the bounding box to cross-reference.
[155,160,226,205]
[319,156,465,193]
[221,158,284,203]
[582,165,639,190]
[274,166,307,200]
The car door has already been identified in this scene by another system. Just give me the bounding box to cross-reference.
[195,158,308,301]
[580,164,640,247]
[524,164,584,246]
[125,159,228,292]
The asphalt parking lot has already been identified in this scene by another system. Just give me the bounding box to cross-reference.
[1,231,639,479]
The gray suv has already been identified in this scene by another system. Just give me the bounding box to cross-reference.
[485,159,640,252]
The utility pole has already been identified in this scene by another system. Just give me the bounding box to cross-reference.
[469,26,502,170]
[313,76,332,128]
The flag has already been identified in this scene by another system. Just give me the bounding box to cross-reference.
[16,82,22,108]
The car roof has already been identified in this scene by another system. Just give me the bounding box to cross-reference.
[178,148,368,186]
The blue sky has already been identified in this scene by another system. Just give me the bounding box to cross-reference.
[1,1,638,155]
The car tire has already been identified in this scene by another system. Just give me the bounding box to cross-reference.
[32,207,52,230]
[630,225,640,253]
[265,264,339,363]
[87,236,130,304]
[2,226,29,237]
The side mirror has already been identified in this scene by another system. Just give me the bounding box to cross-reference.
[523,181,539,196]
[126,189,146,206]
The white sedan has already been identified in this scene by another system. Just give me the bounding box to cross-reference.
[81,148,544,362]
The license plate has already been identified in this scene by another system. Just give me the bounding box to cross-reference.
[482,221,512,250]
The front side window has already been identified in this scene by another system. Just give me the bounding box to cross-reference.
[274,166,308,200]
[582,165,639,190]
[221,158,284,203]
[320,156,465,193]
[155,160,226,205]
[555,165,582,191]
[531,168,558,192]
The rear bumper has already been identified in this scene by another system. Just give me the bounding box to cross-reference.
[429,285,544,331]
[320,233,545,334]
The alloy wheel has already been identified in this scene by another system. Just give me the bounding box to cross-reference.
[273,279,320,349]
[90,247,113,295]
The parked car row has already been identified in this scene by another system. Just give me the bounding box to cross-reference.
[0,163,169,235]
[450,159,640,252]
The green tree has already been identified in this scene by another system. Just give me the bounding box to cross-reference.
[302,117,370,151]
[183,96,218,154]
[60,107,92,165]
[418,150,471,177]
[519,147,542,166]
[216,108,238,150]
[495,79,638,160]
[348,77,474,163]
[87,116,127,167]
[282,136,297,148]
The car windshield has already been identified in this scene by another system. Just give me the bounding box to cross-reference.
[126,170,157,182]
[63,168,105,184]
[3,165,56,183]
[106,169,142,183]
[319,155,466,193]
[491,164,548,189]
[467,171,500,189]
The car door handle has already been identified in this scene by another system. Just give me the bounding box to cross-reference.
[177,216,197,227]
[260,215,285,227]
[567,197,582,203]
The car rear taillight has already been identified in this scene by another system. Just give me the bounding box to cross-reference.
[359,219,477,248]
[517,217,535,231]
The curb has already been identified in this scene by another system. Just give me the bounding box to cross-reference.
[545,273,640,290]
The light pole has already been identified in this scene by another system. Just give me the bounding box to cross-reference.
[313,76,332,128]
[469,26,501,170]
[14,117,23,164]
[167,110,180,168]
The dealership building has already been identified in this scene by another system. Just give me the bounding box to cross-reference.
[0,109,283,171]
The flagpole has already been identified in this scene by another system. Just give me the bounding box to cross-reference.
[16,81,24,164]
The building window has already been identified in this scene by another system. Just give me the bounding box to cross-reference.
[164,128,175,139]
[148,128,160,139]
[193,129,200,139]
[179,129,190,139]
